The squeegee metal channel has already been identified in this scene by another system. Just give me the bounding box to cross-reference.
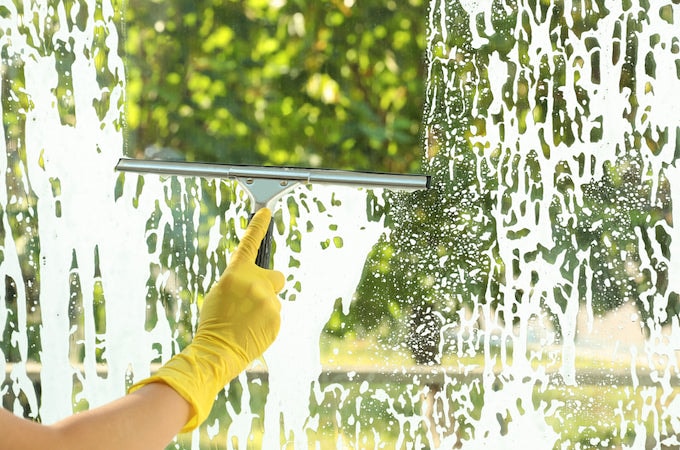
[116,159,429,191]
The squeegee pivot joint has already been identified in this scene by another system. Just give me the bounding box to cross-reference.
[238,176,300,210]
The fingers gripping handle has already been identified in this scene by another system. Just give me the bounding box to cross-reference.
[249,213,274,269]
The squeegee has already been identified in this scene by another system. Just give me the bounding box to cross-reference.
[116,158,430,268]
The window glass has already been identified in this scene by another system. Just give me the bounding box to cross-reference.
[1,1,679,449]
[121,0,425,173]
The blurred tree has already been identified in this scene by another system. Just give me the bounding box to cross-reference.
[121,0,426,173]
[333,3,499,364]
[327,0,676,365]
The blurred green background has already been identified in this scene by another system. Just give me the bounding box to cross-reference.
[121,0,426,173]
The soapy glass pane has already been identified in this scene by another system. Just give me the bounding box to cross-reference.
[2,1,680,449]
[374,1,680,447]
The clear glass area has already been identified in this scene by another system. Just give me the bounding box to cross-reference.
[2,1,680,449]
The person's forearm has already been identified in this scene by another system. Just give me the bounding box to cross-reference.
[51,383,191,450]
[0,407,59,450]
[1,383,191,450]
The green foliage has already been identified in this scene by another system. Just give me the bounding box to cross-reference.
[121,0,426,173]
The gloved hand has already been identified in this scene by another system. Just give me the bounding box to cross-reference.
[129,208,285,432]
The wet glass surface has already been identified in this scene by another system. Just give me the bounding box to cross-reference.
[2,1,680,448]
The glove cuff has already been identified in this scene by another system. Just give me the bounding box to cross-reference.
[128,343,245,432]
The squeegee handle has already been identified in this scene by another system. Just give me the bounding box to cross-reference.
[250,213,274,269]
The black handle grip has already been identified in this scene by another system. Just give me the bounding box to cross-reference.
[250,213,274,269]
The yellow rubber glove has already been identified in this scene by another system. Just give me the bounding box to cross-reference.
[129,208,285,432]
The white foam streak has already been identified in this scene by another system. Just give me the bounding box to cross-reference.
[2,0,162,422]
[261,185,385,448]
